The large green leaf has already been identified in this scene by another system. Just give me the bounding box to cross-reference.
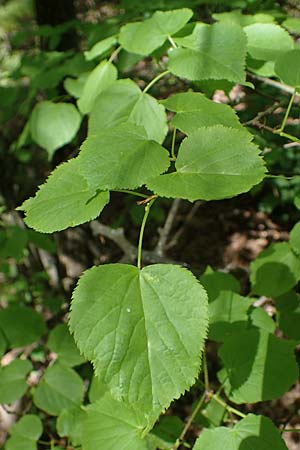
[290,221,300,256]
[213,10,275,27]
[48,324,85,367]
[250,242,300,298]
[218,329,298,403]
[244,24,294,61]
[193,414,288,450]
[0,305,46,347]
[119,8,193,56]
[82,393,149,450]
[78,124,170,191]
[69,263,208,416]
[29,101,81,159]
[33,362,85,415]
[275,50,300,88]
[0,359,32,404]
[276,291,300,340]
[208,291,253,342]
[89,79,168,143]
[6,415,43,450]
[77,60,117,114]
[200,269,240,302]
[147,126,266,201]
[161,91,244,135]
[18,158,109,233]
[169,22,247,83]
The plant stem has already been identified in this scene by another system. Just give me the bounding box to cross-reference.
[137,198,156,269]
[170,127,177,161]
[281,428,300,433]
[143,70,170,93]
[112,189,149,199]
[109,45,122,63]
[211,394,246,419]
[277,131,300,143]
[168,36,177,48]
[203,350,209,392]
[276,88,297,133]
[172,391,207,450]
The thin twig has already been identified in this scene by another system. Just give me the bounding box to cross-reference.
[155,199,181,257]
[248,73,300,97]
[166,201,203,250]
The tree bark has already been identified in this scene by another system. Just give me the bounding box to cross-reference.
[34,0,78,50]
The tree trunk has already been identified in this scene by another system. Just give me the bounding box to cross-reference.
[34,0,78,50]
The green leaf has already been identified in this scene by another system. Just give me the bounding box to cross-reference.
[64,73,89,99]
[77,60,117,114]
[84,35,117,61]
[213,11,275,27]
[249,307,275,333]
[18,158,109,233]
[244,24,294,61]
[152,416,184,447]
[169,22,247,83]
[276,291,300,340]
[147,126,266,201]
[29,101,81,159]
[193,414,288,450]
[282,17,300,33]
[57,407,86,446]
[33,362,85,415]
[161,91,244,135]
[69,263,208,416]
[48,324,85,367]
[208,291,253,342]
[78,124,170,191]
[290,221,300,256]
[200,269,240,302]
[218,329,298,403]
[275,50,300,88]
[6,415,42,450]
[119,8,193,56]
[0,305,46,347]
[82,392,149,450]
[250,242,300,298]
[0,226,28,260]
[0,327,7,358]
[89,79,168,143]
[0,359,32,404]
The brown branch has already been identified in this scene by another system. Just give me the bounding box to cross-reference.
[155,199,181,256]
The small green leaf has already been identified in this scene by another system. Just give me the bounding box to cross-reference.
[82,392,149,450]
[57,407,85,446]
[250,242,300,298]
[161,91,244,135]
[69,263,208,416]
[218,329,298,403]
[84,35,117,61]
[169,22,247,83]
[147,126,266,201]
[30,101,81,159]
[193,414,288,450]
[282,17,300,33]
[77,60,117,114]
[119,8,193,56]
[78,124,170,191]
[0,305,46,347]
[33,362,85,415]
[208,291,253,342]
[48,324,85,367]
[249,307,275,333]
[18,158,109,233]
[6,415,43,450]
[275,50,300,88]
[89,79,168,143]
[0,359,32,404]
[64,73,89,99]
[244,23,294,61]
